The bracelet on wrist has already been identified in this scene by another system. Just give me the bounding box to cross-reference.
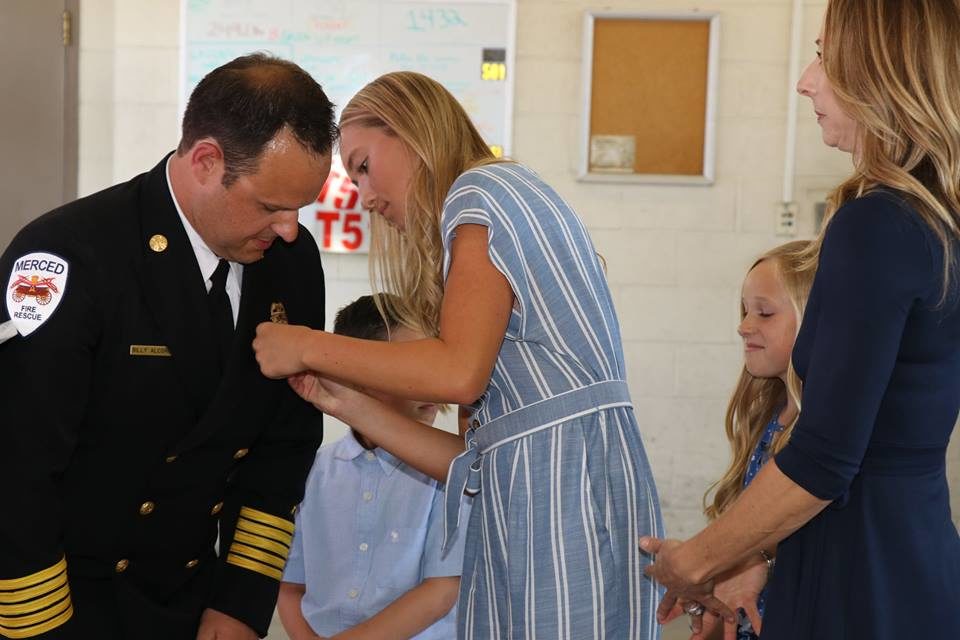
[759,548,775,574]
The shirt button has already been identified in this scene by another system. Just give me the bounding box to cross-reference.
[210,502,223,516]
[359,543,369,552]
[115,559,129,573]
[348,589,359,599]
[362,491,373,502]
[185,559,199,569]
[165,454,178,463]
[390,530,399,542]
[233,448,249,460]
[139,501,155,516]
[364,451,376,461]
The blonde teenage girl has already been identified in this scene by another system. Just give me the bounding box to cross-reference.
[254,72,663,639]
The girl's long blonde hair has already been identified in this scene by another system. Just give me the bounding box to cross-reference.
[339,72,501,336]
[802,0,960,298]
[704,241,817,520]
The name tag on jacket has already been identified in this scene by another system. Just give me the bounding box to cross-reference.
[129,344,171,357]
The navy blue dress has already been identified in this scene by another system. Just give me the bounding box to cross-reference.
[763,190,960,639]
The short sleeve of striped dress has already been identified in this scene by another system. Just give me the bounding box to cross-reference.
[439,162,631,418]
[441,165,531,342]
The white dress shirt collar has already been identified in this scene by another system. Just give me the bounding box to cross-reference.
[165,155,243,324]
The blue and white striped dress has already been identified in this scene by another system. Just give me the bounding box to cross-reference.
[441,163,663,639]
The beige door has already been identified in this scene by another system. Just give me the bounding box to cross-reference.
[0,0,78,253]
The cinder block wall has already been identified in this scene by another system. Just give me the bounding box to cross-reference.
[78,0,960,548]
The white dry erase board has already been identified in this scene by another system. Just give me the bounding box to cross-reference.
[180,0,516,253]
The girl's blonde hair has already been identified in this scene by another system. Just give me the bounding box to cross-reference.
[339,72,502,336]
[704,241,817,520]
[801,0,960,299]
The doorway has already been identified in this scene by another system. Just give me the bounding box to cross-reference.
[0,0,78,252]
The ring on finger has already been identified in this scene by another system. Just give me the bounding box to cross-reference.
[684,601,706,617]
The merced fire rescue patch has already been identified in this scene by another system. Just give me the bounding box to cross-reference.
[5,252,69,337]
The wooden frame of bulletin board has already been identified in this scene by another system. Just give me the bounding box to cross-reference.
[579,12,720,185]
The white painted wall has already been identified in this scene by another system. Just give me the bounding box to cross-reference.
[77,0,960,548]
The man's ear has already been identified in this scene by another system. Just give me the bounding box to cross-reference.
[187,139,225,187]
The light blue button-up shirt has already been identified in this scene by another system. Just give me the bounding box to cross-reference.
[283,431,468,639]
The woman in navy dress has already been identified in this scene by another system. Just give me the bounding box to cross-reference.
[641,1,960,638]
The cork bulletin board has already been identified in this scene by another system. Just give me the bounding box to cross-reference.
[579,12,719,184]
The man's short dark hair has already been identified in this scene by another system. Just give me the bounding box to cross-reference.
[333,295,401,341]
[178,52,338,186]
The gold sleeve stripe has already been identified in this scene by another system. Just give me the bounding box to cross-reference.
[0,558,67,591]
[236,519,293,546]
[225,553,283,581]
[0,604,72,639]
[228,543,286,570]
[0,584,69,616]
[0,593,71,628]
[0,571,67,604]
[232,530,290,558]
[238,507,295,535]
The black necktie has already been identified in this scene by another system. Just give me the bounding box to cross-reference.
[207,259,234,370]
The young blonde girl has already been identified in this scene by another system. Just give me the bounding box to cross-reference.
[254,71,663,639]
[689,241,816,640]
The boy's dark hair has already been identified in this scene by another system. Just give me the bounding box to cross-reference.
[178,52,338,186]
[333,295,402,340]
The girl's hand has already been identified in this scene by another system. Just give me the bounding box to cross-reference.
[288,373,370,422]
[253,322,313,378]
[288,373,338,414]
[695,557,768,640]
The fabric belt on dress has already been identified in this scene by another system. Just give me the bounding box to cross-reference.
[442,380,633,552]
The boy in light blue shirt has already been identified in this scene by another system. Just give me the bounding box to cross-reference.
[278,296,467,640]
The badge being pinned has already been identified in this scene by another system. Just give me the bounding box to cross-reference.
[5,252,69,337]
[270,302,288,324]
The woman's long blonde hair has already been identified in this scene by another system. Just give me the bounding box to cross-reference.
[704,241,817,520]
[339,72,501,336]
[802,0,960,297]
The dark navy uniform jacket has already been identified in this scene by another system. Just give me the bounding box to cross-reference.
[0,155,325,639]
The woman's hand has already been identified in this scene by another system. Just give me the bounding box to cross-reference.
[639,537,736,626]
[253,322,314,378]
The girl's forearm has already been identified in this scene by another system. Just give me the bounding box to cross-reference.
[302,226,514,404]
[337,396,466,482]
[277,582,323,640]
[303,334,489,405]
[331,577,460,640]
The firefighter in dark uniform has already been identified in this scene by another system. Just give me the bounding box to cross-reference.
[0,54,336,639]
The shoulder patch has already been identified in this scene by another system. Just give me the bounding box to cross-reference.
[5,252,69,337]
